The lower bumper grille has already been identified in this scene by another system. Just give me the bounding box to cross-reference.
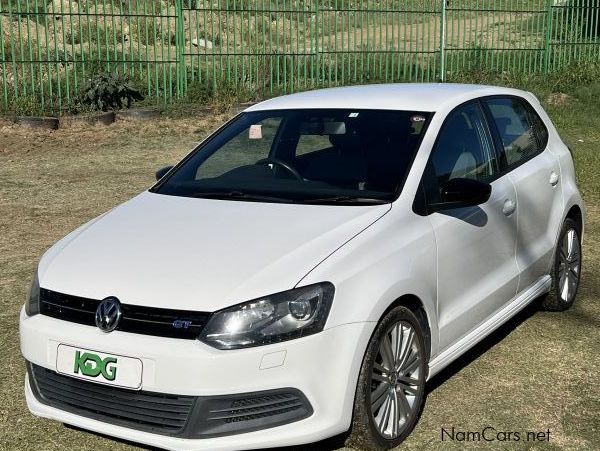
[29,363,195,435]
[28,363,313,438]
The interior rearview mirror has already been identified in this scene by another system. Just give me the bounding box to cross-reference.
[155,166,173,181]
[429,178,492,211]
[299,120,346,135]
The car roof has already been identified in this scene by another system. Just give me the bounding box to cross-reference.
[245,83,531,113]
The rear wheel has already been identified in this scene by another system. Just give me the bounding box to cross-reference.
[347,306,427,450]
[542,218,582,311]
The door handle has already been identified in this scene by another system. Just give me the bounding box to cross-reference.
[549,171,560,187]
[502,199,516,216]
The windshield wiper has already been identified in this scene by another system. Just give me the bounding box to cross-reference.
[303,195,390,205]
[188,191,389,205]
[189,191,297,203]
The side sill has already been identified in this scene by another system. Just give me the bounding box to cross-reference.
[427,275,551,379]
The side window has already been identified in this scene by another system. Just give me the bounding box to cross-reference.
[196,117,281,179]
[485,97,540,170]
[424,102,497,204]
[526,103,549,151]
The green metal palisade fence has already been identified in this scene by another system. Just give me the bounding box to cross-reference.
[0,0,599,112]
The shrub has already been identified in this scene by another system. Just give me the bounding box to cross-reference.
[10,93,41,116]
[77,71,144,111]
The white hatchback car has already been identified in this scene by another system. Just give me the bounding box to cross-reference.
[21,84,584,451]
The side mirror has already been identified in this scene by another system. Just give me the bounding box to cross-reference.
[155,165,173,181]
[430,178,492,211]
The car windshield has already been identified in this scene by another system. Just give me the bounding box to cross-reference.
[153,109,431,204]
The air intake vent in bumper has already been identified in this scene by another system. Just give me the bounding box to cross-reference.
[191,390,313,437]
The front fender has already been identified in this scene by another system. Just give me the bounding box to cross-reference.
[298,208,439,358]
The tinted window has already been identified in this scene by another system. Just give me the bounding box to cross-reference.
[526,103,549,151]
[424,102,497,205]
[155,109,431,204]
[485,97,541,170]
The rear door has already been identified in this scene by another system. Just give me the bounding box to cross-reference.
[483,97,564,293]
[421,101,520,351]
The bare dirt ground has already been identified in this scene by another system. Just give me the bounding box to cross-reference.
[0,97,598,450]
[319,11,540,53]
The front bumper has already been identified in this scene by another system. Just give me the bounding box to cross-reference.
[20,308,374,450]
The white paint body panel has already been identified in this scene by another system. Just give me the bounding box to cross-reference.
[247,83,528,114]
[20,83,584,450]
[21,308,373,450]
[509,151,563,291]
[39,191,390,311]
[431,175,519,351]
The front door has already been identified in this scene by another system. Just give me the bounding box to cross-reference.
[422,101,520,351]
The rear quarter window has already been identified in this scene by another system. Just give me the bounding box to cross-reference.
[526,102,549,151]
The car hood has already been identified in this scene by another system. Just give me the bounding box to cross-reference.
[39,192,390,311]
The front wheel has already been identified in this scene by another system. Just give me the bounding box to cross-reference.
[542,218,582,311]
[347,306,428,450]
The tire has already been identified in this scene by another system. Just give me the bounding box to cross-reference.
[346,306,428,450]
[541,218,582,311]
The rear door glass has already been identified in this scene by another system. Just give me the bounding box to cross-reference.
[485,98,541,170]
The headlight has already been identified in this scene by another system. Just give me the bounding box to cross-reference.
[25,268,40,316]
[199,283,334,350]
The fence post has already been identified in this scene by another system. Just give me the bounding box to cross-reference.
[315,4,321,88]
[175,0,186,98]
[440,0,447,81]
[544,0,554,72]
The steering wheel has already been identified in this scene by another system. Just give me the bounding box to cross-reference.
[256,158,303,181]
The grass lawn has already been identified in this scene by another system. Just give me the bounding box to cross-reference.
[0,91,598,450]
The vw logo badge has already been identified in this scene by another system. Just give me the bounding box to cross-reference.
[95,297,122,333]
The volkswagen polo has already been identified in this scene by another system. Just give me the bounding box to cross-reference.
[20,84,584,450]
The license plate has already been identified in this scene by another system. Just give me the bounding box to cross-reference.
[56,344,143,389]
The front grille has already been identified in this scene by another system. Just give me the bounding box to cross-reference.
[29,363,195,435]
[28,363,313,438]
[40,288,211,339]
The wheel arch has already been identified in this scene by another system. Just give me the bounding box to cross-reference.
[547,199,585,277]
[381,294,432,363]
[565,204,583,234]
[556,196,585,250]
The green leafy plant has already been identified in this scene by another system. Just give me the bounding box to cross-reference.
[10,93,41,116]
[78,72,144,111]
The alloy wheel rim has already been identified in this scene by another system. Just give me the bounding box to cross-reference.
[370,321,422,439]
[558,228,581,303]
